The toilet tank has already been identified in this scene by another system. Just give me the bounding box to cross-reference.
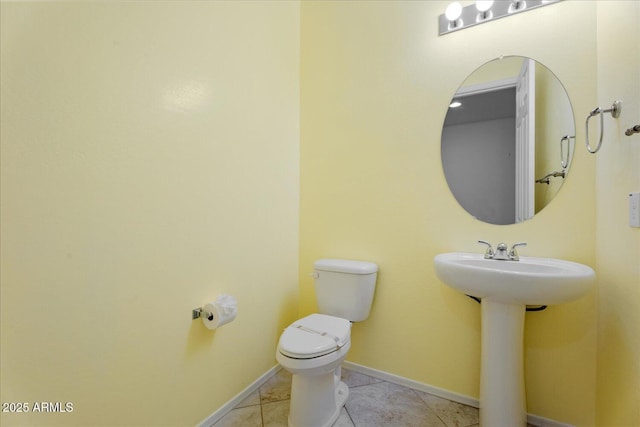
[313,259,378,322]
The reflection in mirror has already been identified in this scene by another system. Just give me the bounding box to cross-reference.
[441,56,575,225]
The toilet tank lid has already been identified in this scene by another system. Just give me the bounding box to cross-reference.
[314,259,378,275]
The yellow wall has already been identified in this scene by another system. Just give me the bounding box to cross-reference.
[0,2,299,425]
[301,1,598,425]
[595,2,640,426]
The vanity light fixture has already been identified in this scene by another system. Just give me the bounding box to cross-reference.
[438,0,562,36]
[449,101,462,108]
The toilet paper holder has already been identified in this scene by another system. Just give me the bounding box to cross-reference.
[192,307,214,321]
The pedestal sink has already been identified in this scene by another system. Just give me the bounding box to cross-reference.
[434,252,595,426]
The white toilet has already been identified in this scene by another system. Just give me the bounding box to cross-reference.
[276,259,378,427]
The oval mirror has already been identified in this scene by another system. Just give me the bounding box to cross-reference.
[441,56,575,225]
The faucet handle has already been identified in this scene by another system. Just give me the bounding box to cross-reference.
[509,242,527,260]
[477,240,494,259]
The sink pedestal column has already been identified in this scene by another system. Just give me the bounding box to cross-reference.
[480,300,527,427]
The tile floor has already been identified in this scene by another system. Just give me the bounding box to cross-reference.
[211,367,481,427]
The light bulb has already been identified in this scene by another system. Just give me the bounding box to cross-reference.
[476,0,494,12]
[449,101,462,109]
[476,0,493,21]
[445,2,463,21]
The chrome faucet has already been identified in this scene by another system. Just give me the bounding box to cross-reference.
[478,241,527,261]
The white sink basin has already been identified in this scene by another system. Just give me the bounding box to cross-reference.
[434,252,595,305]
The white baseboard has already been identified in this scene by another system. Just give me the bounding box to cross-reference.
[198,361,574,427]
[526,413,575,427]
[197,364,281,427]
[342,361,575,427]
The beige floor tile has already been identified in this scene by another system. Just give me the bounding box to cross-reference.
[235,390,261,408]
[415,391,479,427]
[346,381,446,427]
[333,407,355,427]
[213,405,262,427]
[262,399,290,427]
[259,369,292,404]
[341,368,383,388]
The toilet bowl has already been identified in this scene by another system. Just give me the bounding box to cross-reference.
[276,314,352,427]
[276,259,378,427]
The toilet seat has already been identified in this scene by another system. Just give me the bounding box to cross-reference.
[279,314,351,359]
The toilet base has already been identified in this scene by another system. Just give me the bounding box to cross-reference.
[288,370,349,427]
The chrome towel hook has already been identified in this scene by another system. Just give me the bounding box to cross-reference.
[585,100,622,153]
